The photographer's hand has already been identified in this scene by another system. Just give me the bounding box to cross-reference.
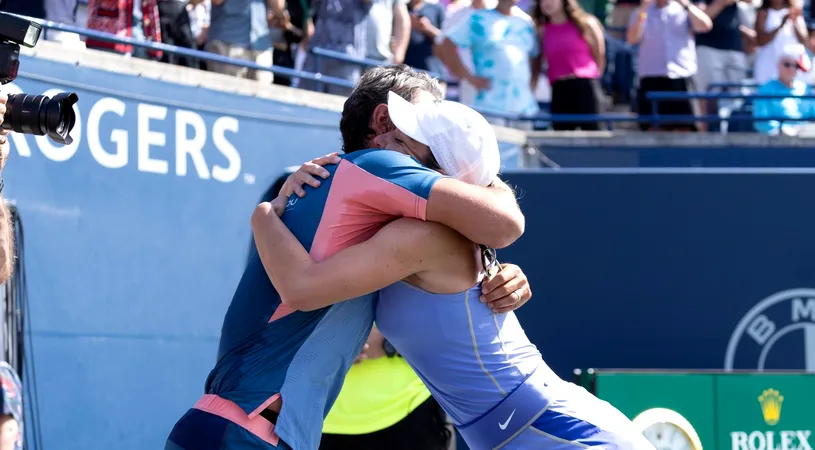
[0,92,12,283]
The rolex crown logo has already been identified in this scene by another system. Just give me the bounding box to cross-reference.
[758,388,784,426]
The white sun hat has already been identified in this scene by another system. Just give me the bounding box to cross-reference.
[780,43,811,72]
[387,91,501,186]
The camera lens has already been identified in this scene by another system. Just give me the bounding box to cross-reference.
[1,92,79,145]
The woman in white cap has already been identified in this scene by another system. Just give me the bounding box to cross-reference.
[753,42,815,135]
[251,94,655,450]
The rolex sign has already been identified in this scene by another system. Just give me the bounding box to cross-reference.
[721,376,814,450]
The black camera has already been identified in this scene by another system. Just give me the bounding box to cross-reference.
[0,13,78,145]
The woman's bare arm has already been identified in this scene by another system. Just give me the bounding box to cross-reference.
[755,9,785,46]
[585,16,606,74]
[251,203,456,311]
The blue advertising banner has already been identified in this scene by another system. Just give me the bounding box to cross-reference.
[535,145,815,168]
[500,169,815,378]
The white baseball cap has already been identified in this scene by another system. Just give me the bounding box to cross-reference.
[780,43,811,72]
[387,91,501,186]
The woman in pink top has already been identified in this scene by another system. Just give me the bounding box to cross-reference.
[532,0,606,130]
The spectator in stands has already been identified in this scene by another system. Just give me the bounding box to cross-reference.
[366,0,411,65]
[270,0,313,86]
[438,0,499,105]
[608,0,638,39]
[45,0,84,45]
[320,327,452,450]
[739,0,758,56]
[694,0,750,126]
[187,0,211,69]
[627,0,711,131]
[157,0,198,67]
[403,0,445,72]
[205,0,280,84]
[0,0,45,19]
[435,0,540,118]
[753,43,815,134]
[532,0,606,130]
[752,0,809,84]
[444,0,470,17]
[77,0,91,31]
[86,0,164,60]
[299,0,372,96]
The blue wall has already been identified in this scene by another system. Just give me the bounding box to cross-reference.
[501,168,815,378]
[536,146,815,168]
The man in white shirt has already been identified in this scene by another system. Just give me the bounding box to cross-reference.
[366,0,412,63]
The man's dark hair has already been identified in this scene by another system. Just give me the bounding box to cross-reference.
[340,65,444,153]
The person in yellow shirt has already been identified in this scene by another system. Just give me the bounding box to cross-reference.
[320,326,451,450]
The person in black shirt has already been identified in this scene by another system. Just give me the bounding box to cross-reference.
[157,0,199,68]
[403,0,445,72]
[694,0,753,126]
[271,0,312,86]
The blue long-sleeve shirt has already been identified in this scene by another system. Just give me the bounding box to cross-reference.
[753,79,815,135]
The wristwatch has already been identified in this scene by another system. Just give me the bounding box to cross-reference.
[383,338,399,358]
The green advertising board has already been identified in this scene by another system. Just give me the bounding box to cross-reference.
[716,374,814,450]
[595,373,715,450]
[587,371,815,450]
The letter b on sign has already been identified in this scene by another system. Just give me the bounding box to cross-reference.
[747,315,775,345]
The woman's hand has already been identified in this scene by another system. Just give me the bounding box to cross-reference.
[480,263,532,314]
[465,73,492,91]
[279,152,341,198]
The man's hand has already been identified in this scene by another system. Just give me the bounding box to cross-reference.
[353,343,370,364]
[269,9,292,29]
[0,93,9,173]
[354,327,387,364]
[410,14,432,34]
[279,153,341,198]
[480,264,532,314]
[465,73,491,91]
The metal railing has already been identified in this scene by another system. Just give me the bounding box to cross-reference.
[31,18,356,89]
[646,91,815,130]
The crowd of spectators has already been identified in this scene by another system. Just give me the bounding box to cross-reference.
[4,0,815,133]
